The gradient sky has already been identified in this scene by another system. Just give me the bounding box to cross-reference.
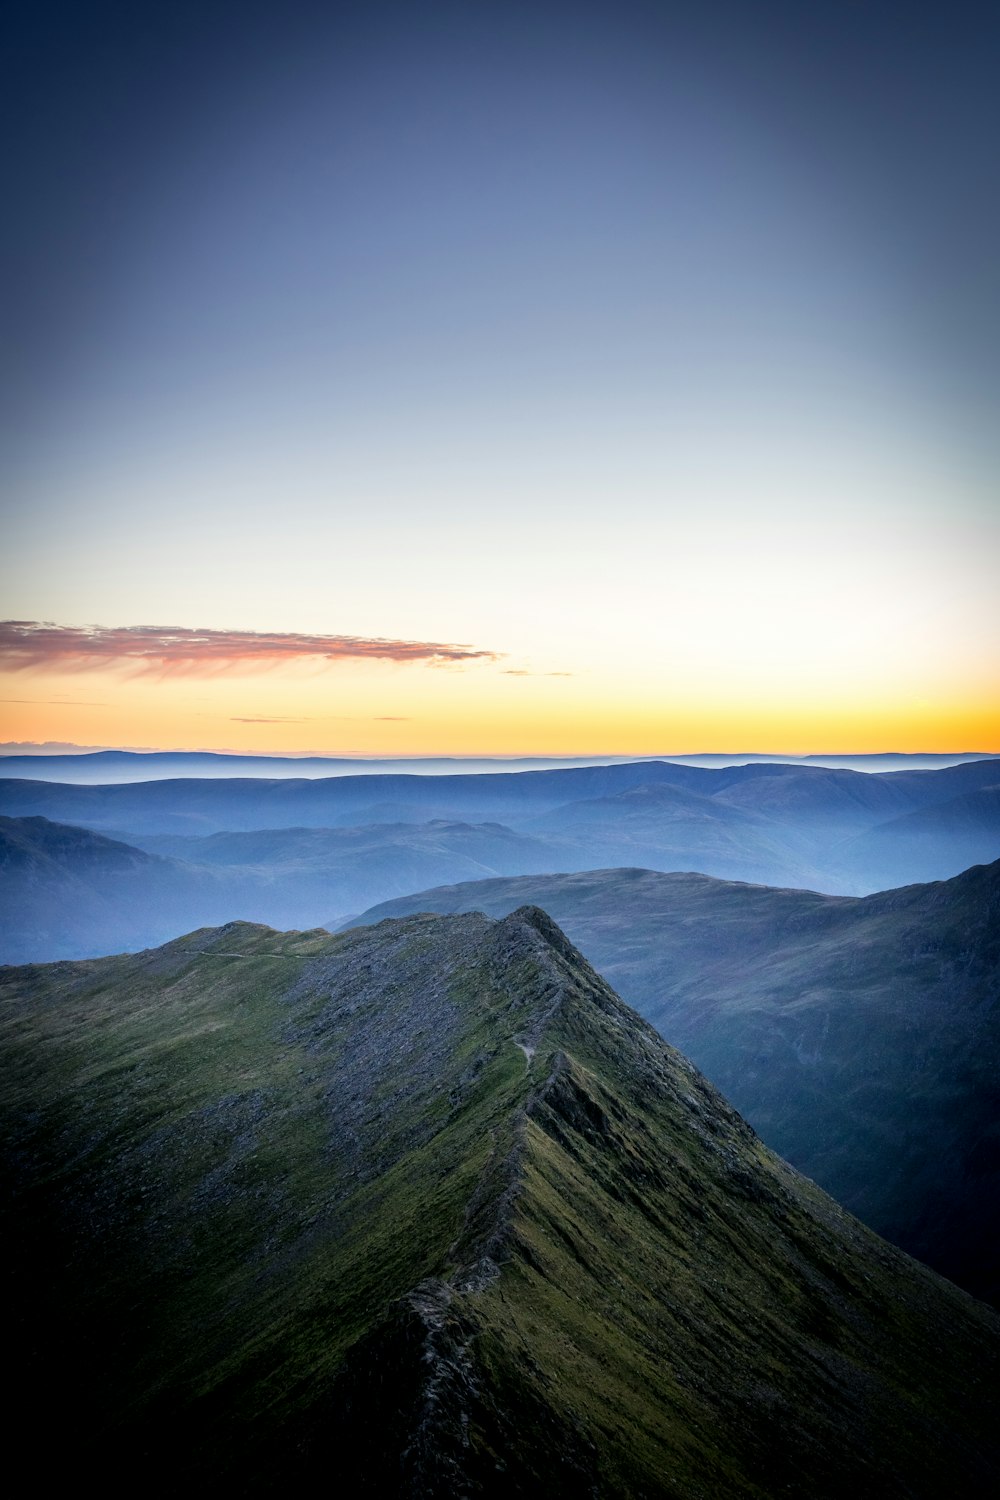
[2,0,997,755]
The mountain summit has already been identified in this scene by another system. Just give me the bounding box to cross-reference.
[2,909,997,1494]
[354,860,1000,1302]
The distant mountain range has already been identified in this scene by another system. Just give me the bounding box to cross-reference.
[355,860,1000,1305]
[0,750,646,782]
[3,909,996,1493]
[2,757,998,896]
[0,815,233,963]
[0,747,993,782]
[839,785,1000,887]
[0,813,590,962]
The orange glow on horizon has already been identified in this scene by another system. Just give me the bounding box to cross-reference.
[2,657,996,759]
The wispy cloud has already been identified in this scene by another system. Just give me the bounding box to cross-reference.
[0,622,498,676]
[374,715,411,721]
[230,716,306,724]
[502,669,572,677]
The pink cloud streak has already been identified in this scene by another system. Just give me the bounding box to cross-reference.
[0,622,498,676]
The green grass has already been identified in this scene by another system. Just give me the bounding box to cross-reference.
[354,862,1000,1301]
[2,909,998,1494]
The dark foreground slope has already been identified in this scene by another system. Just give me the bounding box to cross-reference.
[356,863,1000,1303]
[2,911,998,1496]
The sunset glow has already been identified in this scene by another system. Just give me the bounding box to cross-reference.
[2,2,997,760]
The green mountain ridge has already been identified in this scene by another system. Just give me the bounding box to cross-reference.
[353,861,1000,1303]
[2,910,997,1494]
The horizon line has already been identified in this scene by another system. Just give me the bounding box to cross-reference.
[2,745,997,761]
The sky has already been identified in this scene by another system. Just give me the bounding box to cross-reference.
[1,0,997,756]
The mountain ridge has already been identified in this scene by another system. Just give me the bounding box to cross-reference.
[353,860,1000,1302]
[3,757,998,899]
[3,908,998,1493]
[4,755,999,832]
[0,812,595,961]
[3,748,993,784]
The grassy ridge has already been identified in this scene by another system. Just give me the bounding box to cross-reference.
[2,917,533,1477]
[2,910,998,1492]
[355,862,1000,1301]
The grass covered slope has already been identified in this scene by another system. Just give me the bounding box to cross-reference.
[2,910,998,1494]
[355,862,1000,1303]
[2,915,540,1484]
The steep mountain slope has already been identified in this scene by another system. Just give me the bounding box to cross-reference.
[354,862,1000,1302]
[1,810,157,879]
[2,910,997,1495]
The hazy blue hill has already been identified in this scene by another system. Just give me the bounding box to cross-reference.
[122,818,596,928]
[672,759,1000,835]
[353,861,1000,1302]
[0,750,634,783]
[709,764,918,827]
[128,817,566,871]
[519,781,826,887]
[2,910,997,1494]
[0,762,704,835]
[837,784,1000,887]
[2,759,997,893]
[796,752,996,771]
[0,815,235,963]
[1,812,158,875]
[3,748,992,784]
[2,813,593,961]
[524,778,775,829]
[882,757,1000,803]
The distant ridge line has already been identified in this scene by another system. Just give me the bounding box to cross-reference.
[0,747,995,784]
